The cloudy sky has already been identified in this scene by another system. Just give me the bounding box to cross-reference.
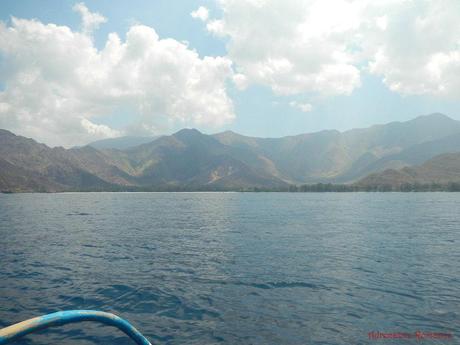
[1,0,460,147]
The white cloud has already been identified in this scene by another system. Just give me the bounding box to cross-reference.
[232,73,249,90]
[191,6,209,22]
[81,118,121,137]
[366,0,460,98]
[2,1,460,147]
[72,2,107,35]
[207,0,363,96]
[0,7,235,147]
[206,19,225,37]
[376,15,388,31]
[209,0,460,99]
[289,101,312,113]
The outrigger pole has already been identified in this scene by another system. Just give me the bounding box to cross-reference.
[0,310,152,345]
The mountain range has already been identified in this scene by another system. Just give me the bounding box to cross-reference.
[2,113,460,192]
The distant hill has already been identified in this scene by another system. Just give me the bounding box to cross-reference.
[0,129,134,192]
[2,113,460,192]
[356,152,460,188]
[336,132,460,182]
[87,136,158,150]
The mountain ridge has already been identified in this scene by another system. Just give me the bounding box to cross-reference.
[2,113,460,192]
[86,136,159,150]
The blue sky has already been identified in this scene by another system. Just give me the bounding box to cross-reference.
[1,0,460,146]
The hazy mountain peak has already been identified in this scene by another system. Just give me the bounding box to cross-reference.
[216,130,238,136]
[214,130,248,139]
[172,128,205,141]
[87,136,158,150]
[174,128,202,135]
[0,129,15,136]
[411,113,453,122]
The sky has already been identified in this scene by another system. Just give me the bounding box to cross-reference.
[1,0,460,147]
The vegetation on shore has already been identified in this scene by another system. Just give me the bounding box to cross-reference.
[4,182,460,193]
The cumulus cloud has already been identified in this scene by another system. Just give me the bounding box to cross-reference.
[81,118,121,137]
[209,0,460,99]
[3,1,460,147]
[191,6,209,22]
[366,0,460,97]
[207,0,363,96]
[289,101,312,113]
[0,6,235,147]
[72,2,107,35]
[232,73,249,90]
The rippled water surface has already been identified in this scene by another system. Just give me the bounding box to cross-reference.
[0,192,459,344]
